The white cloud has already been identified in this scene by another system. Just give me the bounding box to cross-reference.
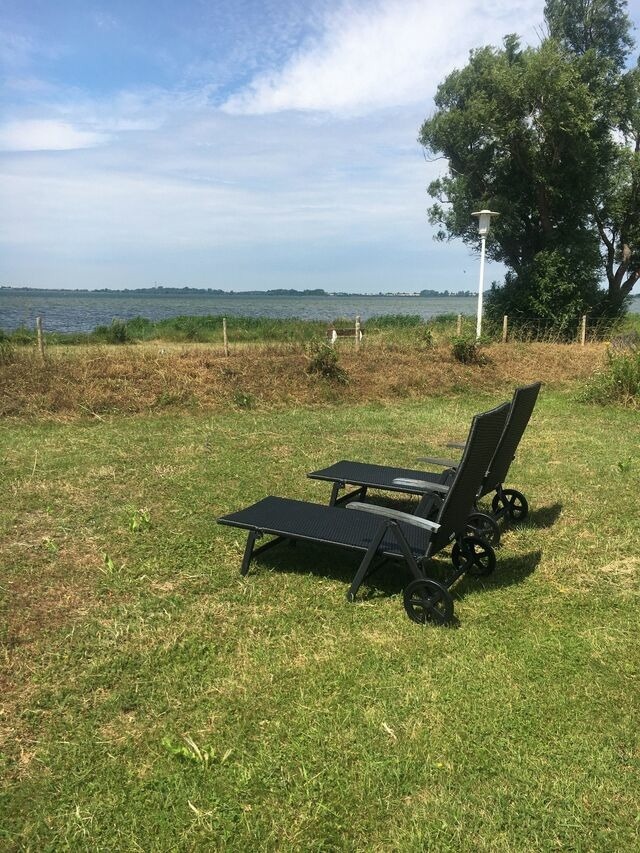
[223,0,543,115]
[0,133,470,291]
[0,85,219,152]
[0,119,108,151]
[0,113,433,253]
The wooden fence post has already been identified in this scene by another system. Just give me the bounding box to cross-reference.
[223,317,229,357]
[456,313,462,336]
[36,316,45,361]
[580,315,587,347]
[355,315,361,352]
[502,315,508,343]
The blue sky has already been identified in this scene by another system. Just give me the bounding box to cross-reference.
[1,0,639,292]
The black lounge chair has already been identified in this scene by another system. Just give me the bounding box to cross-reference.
[421,381,541,521]
[217,402,509,625]
[308,382,541,542]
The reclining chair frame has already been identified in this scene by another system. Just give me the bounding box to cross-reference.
[307,382,542,544]
[218,402,510,625]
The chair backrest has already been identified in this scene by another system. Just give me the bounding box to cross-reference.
[426,401,510,551]
[481,382,541,493]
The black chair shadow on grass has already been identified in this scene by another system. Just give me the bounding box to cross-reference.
[520,502,563,530]
[453,548,542,596]
[253,540,407,600]
[250,542,542,607]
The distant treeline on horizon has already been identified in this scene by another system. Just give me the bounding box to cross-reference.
[0,285,478,297]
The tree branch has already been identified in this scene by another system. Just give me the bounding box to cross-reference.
[621,269,640,296]
[594,211,617,287]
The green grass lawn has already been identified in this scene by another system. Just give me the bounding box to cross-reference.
[1,390,639,850]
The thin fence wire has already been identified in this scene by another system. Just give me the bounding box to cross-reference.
[476,316,626,344]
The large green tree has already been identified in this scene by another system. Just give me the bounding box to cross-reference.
[419,0,640,327]
[546,0,640,308]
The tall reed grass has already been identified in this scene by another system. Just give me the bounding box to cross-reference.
[3,311,640,348]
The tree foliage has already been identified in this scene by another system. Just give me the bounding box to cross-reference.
[545,0,633,65]
[419,0,640,327]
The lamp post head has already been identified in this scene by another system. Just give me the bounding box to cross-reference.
[471,209,499,237]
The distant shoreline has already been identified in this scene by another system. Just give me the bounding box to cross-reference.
[0,286,475,298]
[2,285,637,299]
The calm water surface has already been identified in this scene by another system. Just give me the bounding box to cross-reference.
[0,290,479,333]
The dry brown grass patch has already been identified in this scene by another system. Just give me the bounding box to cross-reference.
[579,557,640,593]
[1,341,606,421]
[2,563,98,648]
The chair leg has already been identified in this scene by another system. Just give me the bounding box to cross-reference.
[346,522,389,602]
[240,530,259,576]
[388,522,424,583]
[334,485,368,506]
[329,481,342,506]
[347,519,431,602]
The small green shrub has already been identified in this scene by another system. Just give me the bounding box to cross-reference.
[305,341,348,384]
[125,316,156,340]
[581,344,640,408]
[428,312,459,328]
[179,319,205,342]
[154,391,177,407]
[232,390,255,409]
[95,319,132,344]
[0,331,14,365]
[451,335,485,364]
[9,325,34,345]
[153,390,196,408]
[128,508,151,532]
[419,327,435,348]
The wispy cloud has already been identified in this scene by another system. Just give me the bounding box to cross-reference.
[0,119,108,151]
[223,0,542,115]
[0,110,438,248]
[0,82,218,152]
[0,30,37,69]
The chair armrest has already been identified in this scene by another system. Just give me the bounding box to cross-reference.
[415,456,459,468]
[445,441,466,449]
[346,502,440,532]
[391,478,450,494]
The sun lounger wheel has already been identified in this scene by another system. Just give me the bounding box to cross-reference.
[451,535,496,577]
[403,578,454,625]
[466,511,500,546]
[492,489,528,521]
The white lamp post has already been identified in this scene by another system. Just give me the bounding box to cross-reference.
[471,209,499,338]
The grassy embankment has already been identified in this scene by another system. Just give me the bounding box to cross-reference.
[2,309,638,419]
[1,327,640,849]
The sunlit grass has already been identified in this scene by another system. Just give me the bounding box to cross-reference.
[1,390,639,850]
